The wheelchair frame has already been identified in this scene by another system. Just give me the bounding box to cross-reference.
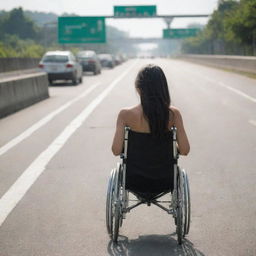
[106,127,191,245]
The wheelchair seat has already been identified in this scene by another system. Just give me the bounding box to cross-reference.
[126,129,175,200]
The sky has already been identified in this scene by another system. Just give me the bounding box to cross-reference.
[1,0,218,38]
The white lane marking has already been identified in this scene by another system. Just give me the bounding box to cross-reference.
[180,67,256,104]
[0,60,138,227]
[0,82,101,156]
[249,120,256,127]
[218,82,256,104]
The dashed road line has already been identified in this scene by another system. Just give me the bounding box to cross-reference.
[249,120,256,127]
[0,82,101,156]
[218,82,256,104]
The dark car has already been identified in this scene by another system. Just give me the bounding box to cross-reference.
[114,55,122,65]
[77,51,101,75]
[98,54,115,68]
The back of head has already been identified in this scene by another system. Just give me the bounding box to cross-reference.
[135,64,171,136]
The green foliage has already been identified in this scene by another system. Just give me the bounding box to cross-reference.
[225,0,256,45]
[24,10,57,26]
[0,34,45,57]
[2,8,38,39]
[182,0,256,56]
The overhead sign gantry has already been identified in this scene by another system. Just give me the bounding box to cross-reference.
[58,5,209,44]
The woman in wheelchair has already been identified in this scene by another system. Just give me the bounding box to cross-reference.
[107,64,190,244]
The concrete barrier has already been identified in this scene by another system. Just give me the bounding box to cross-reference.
[179,54,256,74]
[0,72,49,118]
[0,58,40,73]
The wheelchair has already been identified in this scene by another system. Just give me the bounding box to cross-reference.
[106,126,191,245]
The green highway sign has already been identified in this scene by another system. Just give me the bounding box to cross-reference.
[58,17,106,44]
[163,28,201,39]
[114,5,157,17]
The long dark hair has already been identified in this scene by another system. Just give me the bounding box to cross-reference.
[135,64,171,136]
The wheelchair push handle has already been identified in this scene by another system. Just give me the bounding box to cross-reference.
[171,126,179,160]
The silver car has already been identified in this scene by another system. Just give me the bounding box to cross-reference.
[39,51,83,85]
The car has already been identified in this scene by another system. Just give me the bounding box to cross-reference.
[77,51,101,75]
[114,55,122,65]
[38,51,83,85]
[98,54,115,68]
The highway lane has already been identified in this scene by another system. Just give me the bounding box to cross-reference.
[0,58,255,256]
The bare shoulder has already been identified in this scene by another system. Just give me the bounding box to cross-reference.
[170,105,180,114]
[170,106,182,121]
[117,105,139,121]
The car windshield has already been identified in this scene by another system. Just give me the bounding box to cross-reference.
[43,55,69,63]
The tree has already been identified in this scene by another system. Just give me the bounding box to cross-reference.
[225,0,256,54]
[181,0,256,55]
[2,7,38,39]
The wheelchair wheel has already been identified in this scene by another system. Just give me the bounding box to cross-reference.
[182,169,191,235]
[113,163,123,243]
[106,164,123,243]
[176,168,184,245]
[106,168,115,237]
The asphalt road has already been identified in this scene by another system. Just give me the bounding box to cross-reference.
[0,58,256,256]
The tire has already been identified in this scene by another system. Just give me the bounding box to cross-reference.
[183,170,191,235]
[113,165,122,243]
[113,200,120,243]
[72,73,78,85]
[106,166,122,243]
[177,204,183,245]
[79,76,83,84]
[106,169,115,237]
[176,169,184,245]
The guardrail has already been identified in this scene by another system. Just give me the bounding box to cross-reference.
[179,54,256,75]
[0,58,40,73]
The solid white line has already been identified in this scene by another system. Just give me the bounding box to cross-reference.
[0,82,101,156]
[249,120,256,127]
[218,82,256,104]
[0,60,138,227]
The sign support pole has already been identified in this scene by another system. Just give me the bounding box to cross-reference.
[164,17,173,29]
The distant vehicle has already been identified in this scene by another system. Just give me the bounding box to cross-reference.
[114,55,122,65]
[77,51,101,75]
[98,54,115,68]
[39,51,83,85]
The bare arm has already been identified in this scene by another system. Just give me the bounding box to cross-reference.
[112,110,126,156]
[172,107,190,155]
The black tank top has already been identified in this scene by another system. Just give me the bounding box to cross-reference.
[126,129,174,195]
